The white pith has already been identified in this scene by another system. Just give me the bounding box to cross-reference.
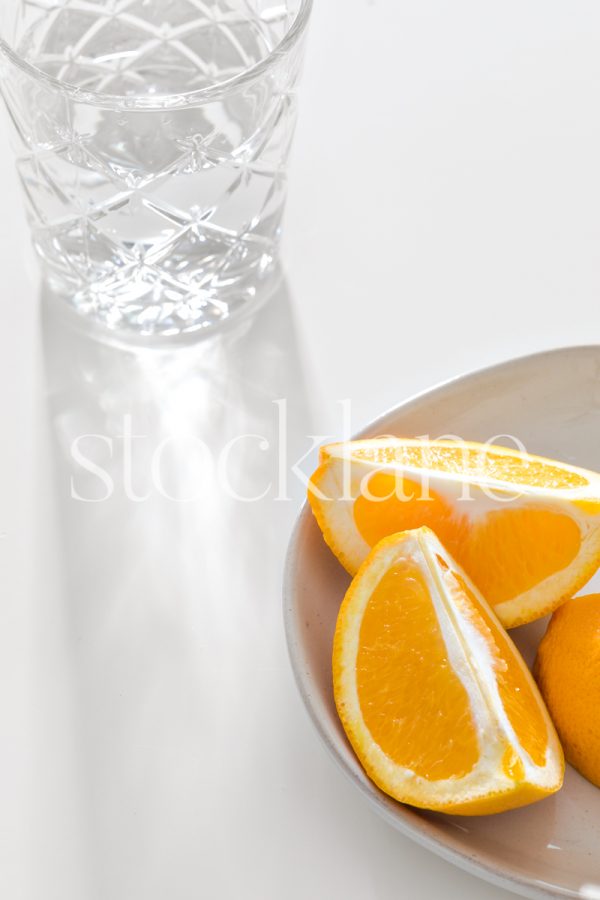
[337,529,564,807]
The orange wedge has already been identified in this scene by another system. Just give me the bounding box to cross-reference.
[333,527,565,814]
[309,438,600,627]
[534,593,600,789]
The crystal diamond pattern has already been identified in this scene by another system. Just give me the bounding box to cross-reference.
[0,0,306,334]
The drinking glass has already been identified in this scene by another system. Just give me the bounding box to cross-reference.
[0,0,311,337]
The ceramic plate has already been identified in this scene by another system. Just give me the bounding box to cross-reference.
[284,346,600,900]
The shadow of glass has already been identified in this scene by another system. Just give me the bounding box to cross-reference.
[38,279,314,900]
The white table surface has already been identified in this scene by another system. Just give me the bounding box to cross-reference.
[2,2,600,899]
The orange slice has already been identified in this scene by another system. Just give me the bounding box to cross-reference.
[534,593,600,789]
[309,438,600,627]
[333,527,564,814]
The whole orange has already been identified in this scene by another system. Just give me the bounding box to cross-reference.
[534,594,600,788]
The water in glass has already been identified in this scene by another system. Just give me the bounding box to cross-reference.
[0,0,308,335]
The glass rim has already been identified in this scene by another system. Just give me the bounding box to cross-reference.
[0,0,313,110]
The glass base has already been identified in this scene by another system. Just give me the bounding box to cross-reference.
[44,254,279,340]
[43,260,282,346]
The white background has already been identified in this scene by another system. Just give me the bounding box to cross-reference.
[1,1,600,898]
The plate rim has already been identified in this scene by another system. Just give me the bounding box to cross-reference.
[283,344,600,900]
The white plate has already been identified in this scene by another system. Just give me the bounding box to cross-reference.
[284,345,600,900]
